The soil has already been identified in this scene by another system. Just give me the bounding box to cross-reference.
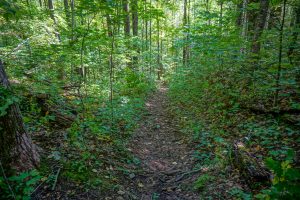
[113,87,201,200]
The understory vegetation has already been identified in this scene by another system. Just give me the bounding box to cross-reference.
[0,0,300,199]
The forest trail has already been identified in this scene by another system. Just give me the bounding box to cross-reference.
[118,86,200,200]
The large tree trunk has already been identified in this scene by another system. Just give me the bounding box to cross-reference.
[0,60,39,174]
[250,0,269,57]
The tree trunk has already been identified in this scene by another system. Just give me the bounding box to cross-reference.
[250,0,269,57]
[70,0,76,42]
[48,0,61,42]
[132,0,138,36]
[157,15,161,80]
[0,60,39,174]
[131,0,139,68]
[123,0,131,36]
[183,0,187,66]
[241,0,248,37]
[183,0,190,67]
[63,0,71,27]
[38,0,43,7]
[274,0,287,107]
[149,0,153,75]
[287,5,300,66]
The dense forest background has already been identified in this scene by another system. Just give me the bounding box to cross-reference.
[0,0,299,199]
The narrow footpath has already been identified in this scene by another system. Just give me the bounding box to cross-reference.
[122,87,201,200]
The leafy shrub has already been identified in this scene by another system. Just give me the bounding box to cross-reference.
[0,170,41,200]
[256,151,300,199]
[194,174,215,190]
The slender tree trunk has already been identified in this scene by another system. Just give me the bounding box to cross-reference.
[241,0,248,38]
[106,14,114,124]
[132,0,139,68]
[287,5,300,66]
[206,0,211,25]
[123,0,131,36]
[264,6,271,30]
[70,0,76,42]
[48,0,61,42]
[236,0,244,26]
[219,1,223,28]
[157,15,161,80]
[63,0,71,27]
[274,0,287,107]
[183,0,190,66]
[132,0,138,36]
[149,0,152,76]
[183,0,188,66]
[0,60,40,174]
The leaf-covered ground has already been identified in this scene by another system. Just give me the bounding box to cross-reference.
[106,86,201,200]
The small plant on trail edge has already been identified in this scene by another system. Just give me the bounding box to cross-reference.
[0,170,41,200]
[193,174,215,191]
[256,150,300,200]
[229,187,252,200]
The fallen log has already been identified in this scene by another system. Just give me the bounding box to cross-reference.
[35,94,76,128]
[241,105,300,115]
[23,92,76,128]
[232,141,271,185]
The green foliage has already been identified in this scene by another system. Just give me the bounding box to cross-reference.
[62,79,151,187]
[0,0,299,198]
[256,152,300,200]
[0,87,18,117]
[194,174,216,190]
[0,170,41,200]
[229,188,252,200]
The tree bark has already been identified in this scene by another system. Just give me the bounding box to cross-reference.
[131,0,139,68]
[63,0,71,27]
[157,15,161,79]
[123,0,131,36]
[274,0,287,107]
[132,0,138,36]
[48,0,61,42]
[0,60,39,174]
[241,0,248,37]
[287,5,300,66]
[183,0,187,66]
[250,0,269,57]
[183,0,190,66]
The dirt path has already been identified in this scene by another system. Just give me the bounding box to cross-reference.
[123,87,200,200]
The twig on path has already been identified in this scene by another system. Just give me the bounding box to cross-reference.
[31,172,52,196]
[174,168,202,182]
[52,168,61,191]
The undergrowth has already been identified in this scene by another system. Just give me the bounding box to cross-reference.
[0,70,155,199]
[168,65,300,199]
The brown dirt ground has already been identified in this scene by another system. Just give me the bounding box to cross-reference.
[109,87,201,200]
